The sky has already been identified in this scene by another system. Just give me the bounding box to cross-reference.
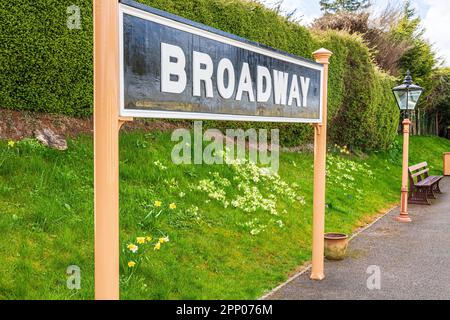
[261,0,450,67]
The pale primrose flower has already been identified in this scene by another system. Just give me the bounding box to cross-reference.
[127,244,138,253]
[136,237,146,244]
[159,236,170,244]
[128,261,136,268]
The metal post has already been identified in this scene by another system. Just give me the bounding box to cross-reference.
[94,0,121,300]
[398,118,412,223]
[311,48,333,281]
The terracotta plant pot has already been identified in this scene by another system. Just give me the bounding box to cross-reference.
[324,233,349,261]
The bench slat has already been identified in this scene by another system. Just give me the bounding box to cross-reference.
[409,162,428,172]
[416,176,441,187]
[411,169,429,178]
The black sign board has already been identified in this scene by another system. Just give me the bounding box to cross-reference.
[119,0,324,123]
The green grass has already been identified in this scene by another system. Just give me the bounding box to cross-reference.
[0,132,449,300]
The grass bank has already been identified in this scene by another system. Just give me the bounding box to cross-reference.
[0,132,449,299]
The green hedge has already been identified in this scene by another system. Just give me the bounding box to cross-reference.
[0,0,398,150]
[315,31,399,150]
[0,0,93,117]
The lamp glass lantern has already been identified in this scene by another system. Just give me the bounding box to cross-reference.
[392,70,424,114]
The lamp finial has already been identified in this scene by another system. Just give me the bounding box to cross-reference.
[404,70,413,86]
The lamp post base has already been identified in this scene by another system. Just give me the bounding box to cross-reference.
[396,214,412,223]
[310,273,325,281]
[398,190,411,223]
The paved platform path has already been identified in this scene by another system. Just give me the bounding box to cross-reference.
[265,178,450,300]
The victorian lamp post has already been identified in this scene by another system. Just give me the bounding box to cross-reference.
[392,70,424,222]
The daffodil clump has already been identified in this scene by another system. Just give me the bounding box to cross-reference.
[332,144,351,156]
[3,139,47,159]
[151,200,176,210]
[122,234,170,282]
[138,199,179,229]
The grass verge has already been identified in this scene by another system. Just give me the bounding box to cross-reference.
[0,132,449,299]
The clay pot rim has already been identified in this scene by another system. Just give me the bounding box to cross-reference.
[324,233,348,240]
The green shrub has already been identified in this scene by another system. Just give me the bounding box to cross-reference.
[0,0,93,117]
[0,0,398,150]
[315,31,398,150]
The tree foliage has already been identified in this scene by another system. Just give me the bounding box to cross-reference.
[392,1,436,92]
[312,9,410,76]
[314,0,441,114]
[319,0,371,13]
[426,69,450,134]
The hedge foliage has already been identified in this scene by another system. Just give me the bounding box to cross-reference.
[0,0,398,150]
[316,30,399,150]
[0,0,93,117]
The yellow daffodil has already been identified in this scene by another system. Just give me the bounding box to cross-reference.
[127,244,138,253]
[128,261,136,268]
[136,237,146,244]
[146,236,152,242]
[154,242,161,251]
[7,140,15,148]
[154,200,162,207]
[169,203,177,210]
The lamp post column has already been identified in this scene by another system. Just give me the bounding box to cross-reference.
[398,118,412,223]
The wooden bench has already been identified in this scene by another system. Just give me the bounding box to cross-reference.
[409,162,443,205]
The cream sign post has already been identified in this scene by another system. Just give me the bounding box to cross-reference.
[94,0,332,300]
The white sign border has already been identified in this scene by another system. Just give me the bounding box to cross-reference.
[119,3,324,124]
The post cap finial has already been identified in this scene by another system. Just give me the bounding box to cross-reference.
[404,70,413,85]
[312,48,333,63]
